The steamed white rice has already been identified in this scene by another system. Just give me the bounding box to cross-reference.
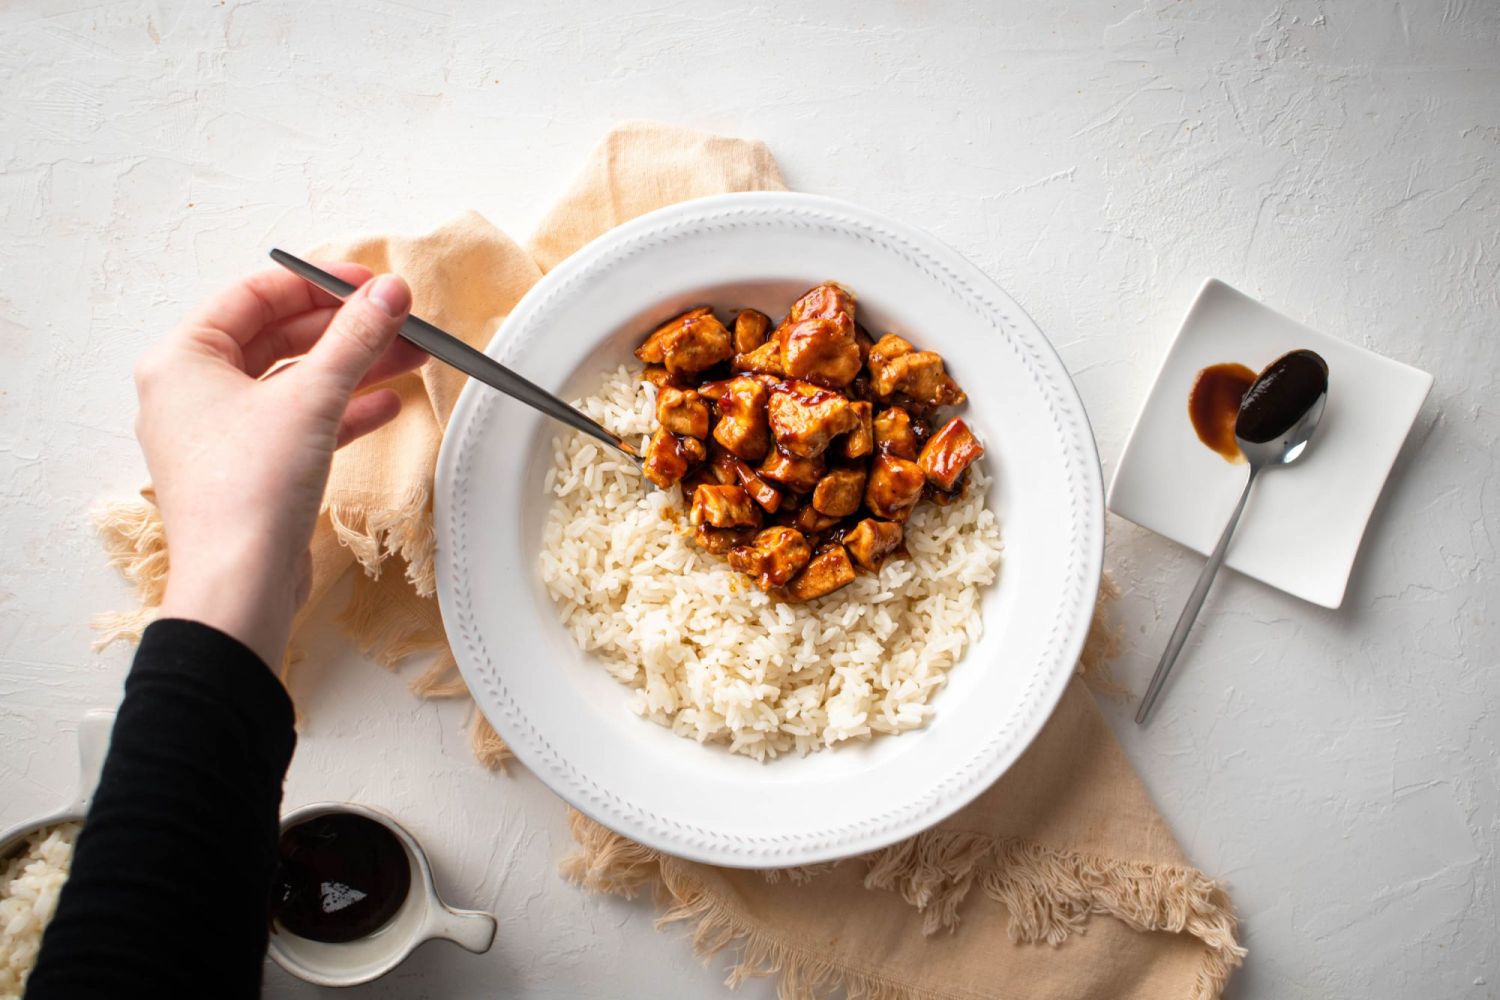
[539,366,1003,760]
[0,822,77,998]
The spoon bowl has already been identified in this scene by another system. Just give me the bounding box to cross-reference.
[1237,391,1326,468]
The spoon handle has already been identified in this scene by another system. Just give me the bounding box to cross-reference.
[1135,465,1261,725]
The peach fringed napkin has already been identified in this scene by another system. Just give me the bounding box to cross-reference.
[95,121,1243,999]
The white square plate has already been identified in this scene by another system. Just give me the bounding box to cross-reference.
[1108,279,1433,609]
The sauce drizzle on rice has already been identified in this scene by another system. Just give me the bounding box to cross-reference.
[538,367,1003,761]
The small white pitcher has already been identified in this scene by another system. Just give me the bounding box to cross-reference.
[267,801,497,987]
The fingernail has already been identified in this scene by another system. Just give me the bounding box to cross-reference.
[367,274,411,318]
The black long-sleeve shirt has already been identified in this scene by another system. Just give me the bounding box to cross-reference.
[27,619,296,999]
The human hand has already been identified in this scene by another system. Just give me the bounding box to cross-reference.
[137,265,428,668]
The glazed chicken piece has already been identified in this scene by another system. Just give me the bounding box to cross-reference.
[782,543,857,601]
[811,467,867,517]
[636,307,734,376]
[792,505,842,535]
[641,365,682,391]
[840,401,874,460]
[843,518,904,571]
[872,406,919,460]
[865,453,926,521]
[694,525,757,554]
[781,314,862,387]
[785,282,855,324]
[727,526,811,591]
[655,386,710,439]
[690,484,761,529]
[732,308,772,355]
[720,453,783,513]
[766,384,860,458]
[759,448,825,493]
[866,334,966,407]
[709,376,772,461]
[733,338,785,377]
[918,417,985,491]
[777,283,861,387]
[642,428,705,489]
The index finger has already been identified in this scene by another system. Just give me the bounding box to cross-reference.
[178,262,374,349]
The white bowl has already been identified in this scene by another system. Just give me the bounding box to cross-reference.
[266,803,496,987]
[434,192,1103,868]
[0,710,113,861]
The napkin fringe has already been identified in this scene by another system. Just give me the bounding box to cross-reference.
[866,829,1246,1000]
[862,830,994,934]
[470,712,513,771]
[657,876,932,1000]
[561,808,661,896]
[327,484,438,598]
[91,498,168,647]
[565,812,1244,1000]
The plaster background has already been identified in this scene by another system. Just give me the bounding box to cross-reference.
[1,1,1495,997]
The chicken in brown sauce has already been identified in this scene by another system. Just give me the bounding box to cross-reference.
[867,334,967,408]
[727,526,812,590]
[691,484,761,529]
[636,307,734,376]
[781,544,858,601]
[767,385,860,458]
[865,454,926,521]
[731,308,772,355]
[707,376,773,461]
[643,428,706,490]
[844,518,905,571]
[919,417,985,493]
[760,448,824,493]
[811,468,866,518]
[635,283,985,601]
[656,387,710,439]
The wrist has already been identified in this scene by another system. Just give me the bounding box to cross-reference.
[158,544,301,671]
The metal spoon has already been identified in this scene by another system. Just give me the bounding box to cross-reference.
[268,249,640,463]
[1135,350,1329,725]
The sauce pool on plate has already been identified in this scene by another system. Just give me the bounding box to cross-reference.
[273,812,411,943]
[1187,362,1257,463]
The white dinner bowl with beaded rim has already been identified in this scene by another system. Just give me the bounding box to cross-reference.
[433,192,1104,868]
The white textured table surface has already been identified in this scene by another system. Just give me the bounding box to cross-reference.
[2,2,1496,997]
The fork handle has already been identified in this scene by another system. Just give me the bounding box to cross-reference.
[1135,464,1261,725]
[268,249,638,462]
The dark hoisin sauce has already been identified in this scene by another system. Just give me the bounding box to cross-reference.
[1235,349,1328,443]
[273,813,411,944]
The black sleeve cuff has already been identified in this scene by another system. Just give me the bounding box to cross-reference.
[131,618,297,778]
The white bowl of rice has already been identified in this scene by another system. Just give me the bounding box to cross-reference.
[0,711,112,996]
[0,822,78,999]
[434,192,1103,867]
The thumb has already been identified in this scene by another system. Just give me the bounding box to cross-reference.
[301,274,412,395]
